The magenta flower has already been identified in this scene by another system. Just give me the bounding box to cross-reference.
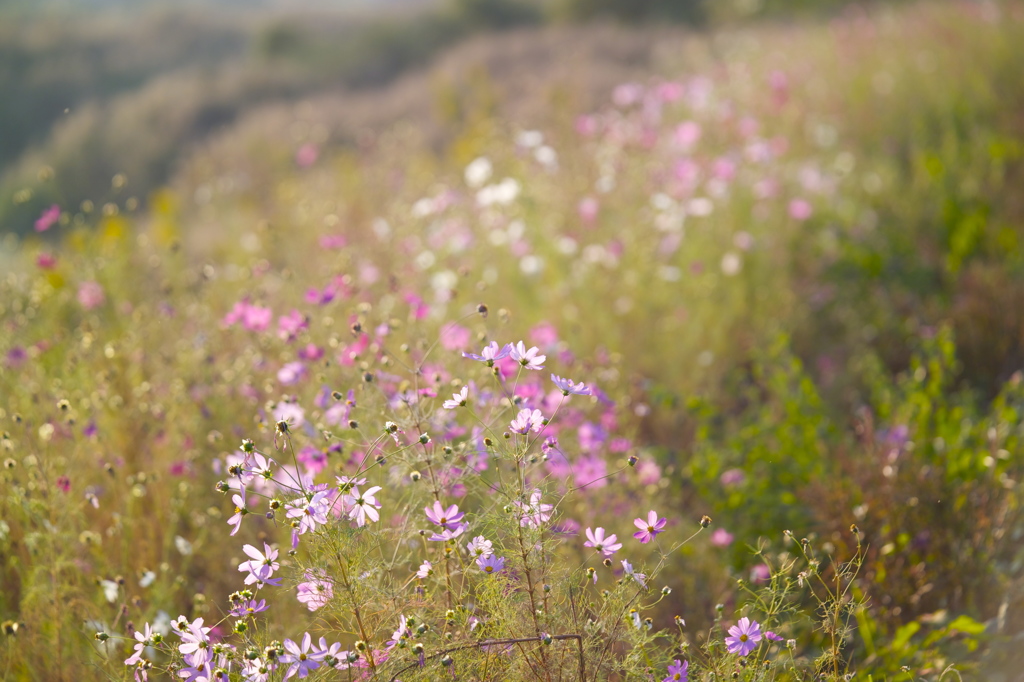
[281,632,324,678]
[663,659,689,682]
[229,598,268,617]
[765,630,784,641]
[35,205,61,232]
[510,341,546,370]
[296,572,333,611]
[424,500,465,530]
[462,341,511,366]
[477,554,506,574]
[277,310,308,341]
[633,510,667,544]
[551,374,592,396]
[583,527,622,557]
[726,617,763,656]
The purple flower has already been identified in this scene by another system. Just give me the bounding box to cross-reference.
[583,527,622,557]
[314,638,350,670]
[428,524,466,542]
[510,408,545,435]
[633,510,667,544]
[765,630,784,642]
[663,659,689,682]
[230,598,268,617]
[477,554,506,574]
[281,632,324,678]
[424,500,465,530]
[462,341,511,366]
[296,572,333,611]
[621,560,646,587]
[551,374,592,396]
[442,386,469,409]
[510,341,546,370]
[177,617,212,667]
[726,617,763,656]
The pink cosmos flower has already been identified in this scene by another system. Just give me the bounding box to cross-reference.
[442,386,468,410]
[296,572,333,611]
[344,486,382,526]
[551,374,592,396]
[416,560,433,579]
[77,281,105,309]
[440,324,472,351]
[789,198,813,221]
[227,493,248,536]
[514,489,553,529]
[124,622,154,665]
[277,310,308,341]
[726,617,762,656]
[178,617,213,667]
[583,527,622,557]
[633,510,667,544]
[35,204,61,232]
[510,341,546,370]
[462,341,511,366]
[286,491,331,534]
[711,528,734,547]
[238,543,280,586]
[424,500,465,530]
[466,536,493,557]
[510,408,545,435]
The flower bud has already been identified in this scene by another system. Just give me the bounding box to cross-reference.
[700,515,712,528]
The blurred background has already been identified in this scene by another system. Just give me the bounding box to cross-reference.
[2,0,1024,679]
[0,0,907,234]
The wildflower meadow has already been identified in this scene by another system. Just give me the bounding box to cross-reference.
[1,1,1023,680]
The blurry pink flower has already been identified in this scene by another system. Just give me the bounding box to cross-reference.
[720,468,745,486]
[578,197,599,225]
[613,82,644,107]
[77,281,105,309]
[789,199,813,221]
[440,324,471,351]
[751,563,771,583]
[711,528,734,547]
[655,81,684,102]
[36,252,57,269]
[530,322,559,349]
[319,234,347,249]
[674,121,702,151]
[295,143,319,168]
[56,476,71,493]
[35,204,61,232]
[277,310,308,341]
[277,361,306,385]
[575,115,599,137]
[298,343,323,361]
[635,458,662,486]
